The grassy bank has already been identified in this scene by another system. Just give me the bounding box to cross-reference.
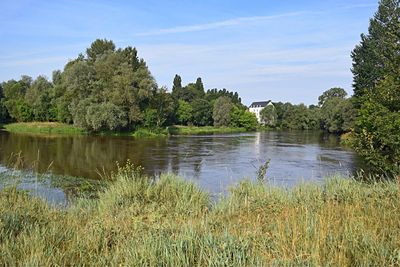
[1,123,248,137]
[168,125,247,135]
[0,166,399,266]
[2,122,86,135]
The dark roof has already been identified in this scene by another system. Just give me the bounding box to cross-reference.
[249,101,272,108]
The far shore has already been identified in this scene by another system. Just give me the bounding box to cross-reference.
[0,122,250,137]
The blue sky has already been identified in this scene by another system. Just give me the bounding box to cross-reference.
[0,0,378,105]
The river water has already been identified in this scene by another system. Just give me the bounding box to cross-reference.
[0,130,362,199]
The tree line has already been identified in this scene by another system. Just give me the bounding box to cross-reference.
[0,39,259,131]
[259,87,356,133]
[0,39,356,134]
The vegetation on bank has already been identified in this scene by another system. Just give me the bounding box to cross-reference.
[2,122,86,135]
[350,0,400,177]
[0,165,399,266]
[1,122,249,137]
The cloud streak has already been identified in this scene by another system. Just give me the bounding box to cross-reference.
[136,12,304,36]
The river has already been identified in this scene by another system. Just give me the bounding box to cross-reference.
[0,130,362,200]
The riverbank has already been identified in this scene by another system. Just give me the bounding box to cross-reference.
[2,122,87,135]
[0,166,399,266]
[1,122,248,136]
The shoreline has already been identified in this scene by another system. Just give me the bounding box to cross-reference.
[1,122,250,137]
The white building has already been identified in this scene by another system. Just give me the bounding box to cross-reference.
[249,101,274,123]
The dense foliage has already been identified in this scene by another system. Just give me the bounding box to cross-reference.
[265,88,355,133]
[351,0,400,177]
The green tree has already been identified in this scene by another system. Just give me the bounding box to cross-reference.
[191,99,212,126]
[351,0,400,101]
[321,98,356,133]
[194,77,205,99]
[25,76,55,121]
[318,87,347,106]
[86,39,115,62]
[2,77,33,122]
[171,74,183,100]
[149,87,175,127]
[0,84,9,122]
[239,111,258,131]
[85,102,127,131]
[177,100,193,125]
[281,104,310,130]
[213,96,233,126]
[352,0,400,176]
[260,104,277,127]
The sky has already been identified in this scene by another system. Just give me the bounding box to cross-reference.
[0,0,378,105]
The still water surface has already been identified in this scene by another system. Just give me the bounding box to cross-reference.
[0,130,361,197]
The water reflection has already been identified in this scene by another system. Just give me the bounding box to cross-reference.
[0,130,362,194]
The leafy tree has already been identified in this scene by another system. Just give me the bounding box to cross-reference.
[143,108,158,128]
[149,87,175,127]
[239,111,258,131]
[85,102,127,131]
[260,104,277,127]
[191,99,212,126]
[321,98,356,133]
[307,106,322,130]
[86,39,115,62]
[353,88,400,176]
[171,74,183,100]
[352,0,400,176]
[0,84,9,122]
[25,76,55,121]
[281,104,310,130]
[213,96,233,126]
[206,88,243,107]
[230,106,258,130]
[58,40,157,131]
[194,77,205,98]
[318,87,347,106]
[229,105,243,128]
[177,100,193,125]
[351,0,400,101]
[2,77,33,122]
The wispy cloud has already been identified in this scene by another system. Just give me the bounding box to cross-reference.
[136,12,304,36]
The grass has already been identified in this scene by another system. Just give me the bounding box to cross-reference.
[2,122,86,135]
[1,123,248,137]
[168,125,248,135]
[0,164,399,266]
[132,128,168,138]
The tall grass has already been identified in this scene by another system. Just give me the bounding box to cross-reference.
[0,166,399,266]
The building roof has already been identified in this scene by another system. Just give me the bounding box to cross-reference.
[249,100,272,108]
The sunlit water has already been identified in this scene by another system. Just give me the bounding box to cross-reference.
[0,130,362,204]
